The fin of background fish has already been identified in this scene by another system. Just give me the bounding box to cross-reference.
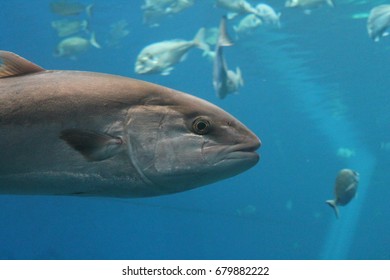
[193,28,210,52]
[161,67,173,76]
[0,51,45,78]
[236,67,244,86]
[90,32,101,49]
[227,12,238,20]
[326,199,340,219]
[327,0,335,7]
[60,129,123,161]
[86,4,94,18]
[219,16,233,47]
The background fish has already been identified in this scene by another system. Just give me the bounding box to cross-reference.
[367,5,390,42]
[213,16,243,99]
[51,19,89,37]
[326,169,359,219]
[135,28,209,75]
[285,0,334,9]
[55,33,101,59]
[50,1,93,17]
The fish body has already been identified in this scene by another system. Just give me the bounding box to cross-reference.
[55,33,100,58]
[215,0,258,17]
[233,14,262,37]
[255,4,281,27]
[51,19,89,37]
[106,20,130,48]
[326,169,359,218]
[50,1,93,17]
[142,0,194,27]
[367,5,390,41]
[285,0,334,9]
[213,17,243,99]
[135,28,208,75]
[0,51,260,198]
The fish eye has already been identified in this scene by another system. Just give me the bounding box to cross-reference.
[192,118,211,135]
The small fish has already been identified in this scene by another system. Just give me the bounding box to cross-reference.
[213,16,244,99]
[135,28,209,75]
[367,5,390,42]
[106,20,130,48]
[226,67,244,93]
[50,1,94,17]
[336,147,355,158]
[285,0,334,9]
[142,0,195,27]
[233,14,262,38]
[255,4,281,27]
[215,0,258,19]
[0,51,260,198]
[55,33,101,59]
[326,169,359,219]
[51,19,89,37]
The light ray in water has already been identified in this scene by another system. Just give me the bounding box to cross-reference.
[245,31,376,259]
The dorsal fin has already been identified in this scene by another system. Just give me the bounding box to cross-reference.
[0,51,45,78]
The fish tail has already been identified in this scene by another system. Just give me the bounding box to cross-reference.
[327,0,335,7]
[236,67,244,87]
[86,4,94,18]
[326,200,340,219]
[90,32,101,49]
[193,28,210,52]
[218,16,233,47]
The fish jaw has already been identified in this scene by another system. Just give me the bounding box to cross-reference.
[201,131,260,176]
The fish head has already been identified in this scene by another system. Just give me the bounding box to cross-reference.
[134,51,160,74]
[125,91,260,195]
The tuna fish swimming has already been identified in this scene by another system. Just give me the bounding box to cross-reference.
[326,169,359,219]
[367,5,390,42]
[0,51,260,198]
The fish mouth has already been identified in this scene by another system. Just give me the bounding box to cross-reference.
[225,142,261,163]
[135,64,148,74]
[225,143,260,162]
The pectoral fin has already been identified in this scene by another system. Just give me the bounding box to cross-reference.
[60,129,123,161]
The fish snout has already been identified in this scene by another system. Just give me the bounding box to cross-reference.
[226,133,261,164]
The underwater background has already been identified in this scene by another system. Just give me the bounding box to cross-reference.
[0,0,389,259]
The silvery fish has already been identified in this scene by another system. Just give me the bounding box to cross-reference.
[213,16,244,99]
[50,1,94,17]
[135,28,209,75]
[51,19,89,37]
[285,0,334,9]
[0,51,260,198]
[255,4,281,27]
[367,5,390,42]
[326,169,359,219]
[142,0,195,27]
[55,33,101,59]
[215,0,258,19]
[233,14,262,38]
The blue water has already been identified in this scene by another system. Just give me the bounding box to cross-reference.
[0,0,389,259]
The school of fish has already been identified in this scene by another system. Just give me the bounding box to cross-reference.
[2,0,384,210]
